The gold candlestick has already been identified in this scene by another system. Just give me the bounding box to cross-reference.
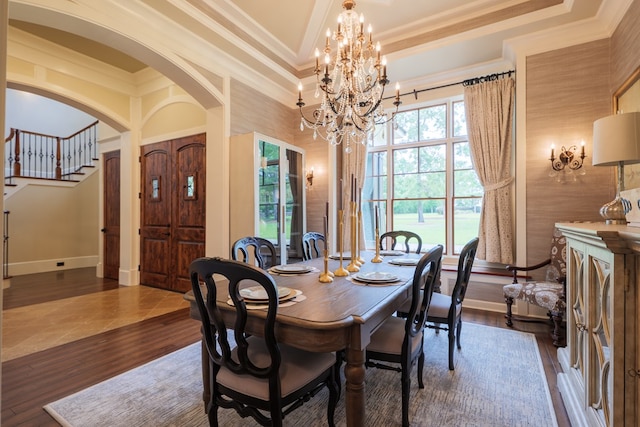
[319,248,334,282]
[371,226,383,263]
[347,201,360,272]
[334,209,349,276]
[356,209,364,265]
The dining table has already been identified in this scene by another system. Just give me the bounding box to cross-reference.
[184,250,423,427]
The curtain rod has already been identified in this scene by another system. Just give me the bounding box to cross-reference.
[384,70,515,101]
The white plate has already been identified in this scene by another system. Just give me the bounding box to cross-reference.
[353,271,398,283]
[389,258,419,266]
[380,250,406,256]
[271,264,312,274]
[329,252,352,260]
[240,286,292,301]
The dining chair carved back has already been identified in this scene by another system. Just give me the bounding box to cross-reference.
[189,257,339,427]
[231,236,277,269]
[301,231,325,261]
[426,237,479,370]
[379,230,423,254]
[365,245,443,427]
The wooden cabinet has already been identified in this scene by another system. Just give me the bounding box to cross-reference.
[556,223,638,426]
[229,132,306,262]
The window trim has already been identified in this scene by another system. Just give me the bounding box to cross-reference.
[365,94,483,257]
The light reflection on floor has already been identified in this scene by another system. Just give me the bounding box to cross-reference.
[2,286,189,361]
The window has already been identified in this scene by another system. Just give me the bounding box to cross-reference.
[363,97,483,255]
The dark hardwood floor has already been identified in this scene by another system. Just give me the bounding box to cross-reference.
[3,267,120,310]
[1,269,570,426]
[1,269,202,426]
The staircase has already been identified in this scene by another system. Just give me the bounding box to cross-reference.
[4,120,99,194]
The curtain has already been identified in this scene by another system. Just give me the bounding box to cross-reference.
[340,141,367,252]
[464,76,515,264]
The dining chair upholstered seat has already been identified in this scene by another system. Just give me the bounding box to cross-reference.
[365,245,443,427]
[189,257,339,427]
[503,227,567,347]
[231,236,277,270]
[426,237,479,371]
[301,231,325,261]
[379,230,422,254]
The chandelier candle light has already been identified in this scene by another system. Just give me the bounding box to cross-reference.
[297,0,401,152]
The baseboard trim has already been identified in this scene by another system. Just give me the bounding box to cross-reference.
[8,256,98,276]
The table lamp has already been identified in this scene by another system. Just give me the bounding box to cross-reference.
[592,112,640,224]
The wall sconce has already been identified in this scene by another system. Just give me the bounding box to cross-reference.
[550,141,586,171]
[306,167,314,187]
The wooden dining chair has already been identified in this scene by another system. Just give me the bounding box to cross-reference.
[365,245,443,427]
[231,236,277,269]
[426,237,479,370]
[301,231,325,261]
[379,230,422,254]
[189,257,339,427]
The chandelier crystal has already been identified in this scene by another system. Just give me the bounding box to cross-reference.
[296,0,400,153]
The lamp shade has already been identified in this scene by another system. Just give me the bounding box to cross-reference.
[592,112,640,166]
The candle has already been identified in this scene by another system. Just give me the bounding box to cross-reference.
[324,215,328,238]
[550,144,555,159]
[359,14,364,35]
[395,82,400,100]
[351,174,355,202]
[315,48,320,71]
[297,82,303,100]
[368,24,372,43]
[375,205,379,230]
[354,178,358,204]
[580,140,585,156]
[326,28,331,48]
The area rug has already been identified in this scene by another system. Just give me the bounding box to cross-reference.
[44,322,558,426]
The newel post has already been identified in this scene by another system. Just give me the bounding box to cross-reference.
[55,136,62,180]
[12,129,20,177]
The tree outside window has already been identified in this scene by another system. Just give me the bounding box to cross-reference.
[363,98,482,255]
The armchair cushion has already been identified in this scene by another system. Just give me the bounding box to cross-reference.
[503,281,565,312]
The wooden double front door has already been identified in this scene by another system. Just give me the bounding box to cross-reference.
[140,134,206,292]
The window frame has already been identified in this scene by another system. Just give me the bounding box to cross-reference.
[365,95,482,256]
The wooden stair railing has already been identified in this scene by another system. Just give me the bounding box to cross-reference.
[4,120,99,185]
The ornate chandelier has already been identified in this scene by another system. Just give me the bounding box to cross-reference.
[296,0,401,152]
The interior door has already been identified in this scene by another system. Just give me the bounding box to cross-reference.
[140,135,206,292]
[172,134,206,292]
[102,150,120,280]
[140,141,172,289]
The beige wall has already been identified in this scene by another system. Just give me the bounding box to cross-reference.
[230,79,294,142]
[4,172,99,271]
[523,0,640,272]
[525,39,613,272]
